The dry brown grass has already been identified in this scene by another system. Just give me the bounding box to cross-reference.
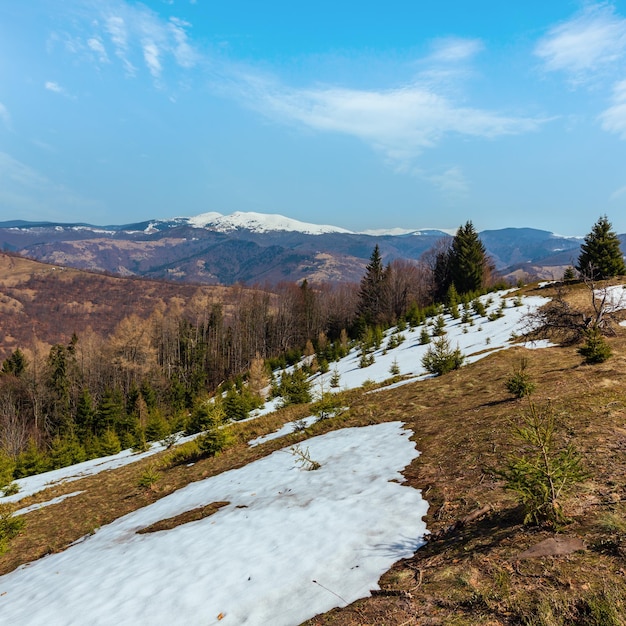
[4,310,626,624]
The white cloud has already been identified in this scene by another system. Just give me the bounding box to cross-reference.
[234,74,542,165]
[142,40,162,78]
[599,79,626,137]
[96,2,198,83]
[428,37,484,63]
[535,3,626,84]
[87,37,109,63]
[45,81,65,94]
[169,17,197,68]
[105,14,136,75]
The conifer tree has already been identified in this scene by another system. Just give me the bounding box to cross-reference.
[1,349,27,378]
[576,215,626,280]
[449,221,488,295]
[356,244,390,325]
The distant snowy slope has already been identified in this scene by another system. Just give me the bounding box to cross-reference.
[186,211,354,235]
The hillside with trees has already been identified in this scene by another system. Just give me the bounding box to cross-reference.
[1,220,626,624]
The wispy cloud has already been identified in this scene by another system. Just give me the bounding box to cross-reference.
[142,40,162,78]
[45,81,69,96]
[427,37,484,64]
[0,103,11,131]
[87,37,109,64]
[423,166,470,198]
[599,79,626,137]
[85,1,199,84]
[104,14,135,75]
[231,73,543,165]
[610,182,626,201]
[535,3,626,84]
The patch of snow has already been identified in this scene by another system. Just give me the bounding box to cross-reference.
[0,438,196,505]
[248,416,318,446]
[0,423,428,626]
[304,293,551,395]
[13,491,83,517]
[522,339,556,349]
[595,284,626,313]
[185,211,224,228]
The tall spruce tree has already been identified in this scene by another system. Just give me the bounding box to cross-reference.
[357,244,389,325]
[576,215,626,280]
[449,221,488,295]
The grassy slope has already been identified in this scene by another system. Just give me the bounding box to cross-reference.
[2,283,626,624]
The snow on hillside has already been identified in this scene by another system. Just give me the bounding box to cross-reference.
[301,291,551,398]
[0,423,428,626]
[186,211,354,235]
[1,289,553,506]
[0,286,561,624]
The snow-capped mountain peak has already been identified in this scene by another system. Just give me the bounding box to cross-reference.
[184,211,354,235]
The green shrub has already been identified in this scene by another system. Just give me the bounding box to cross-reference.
[432,315,447,337]
[419,327,431,345]
[0,504,24,554]
[137,465,161,490]
[359,352,375,368]
[0,452,16,490]
[160,441,201,468]
[421,336,464,376]
[471,298,487,317]
[495,401,587,527]
[578,327,612,364]
[14,440,46,479]
[505,358,536,398]
[197,426,234,457]
[99,430,122,456]
[186,397,226,435]
[2,482,19,497]
[278,367,312,405]
[312,392,343,421]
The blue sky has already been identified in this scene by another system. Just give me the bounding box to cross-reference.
[2,1,626,235]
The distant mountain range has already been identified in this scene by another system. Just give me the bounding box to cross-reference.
[0,211,612,285]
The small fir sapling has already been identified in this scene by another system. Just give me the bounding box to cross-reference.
[505,358,536,398]
[389,359,401,376]
[432,315,447,337]
[578,327,612,364]
[421,336,464,376]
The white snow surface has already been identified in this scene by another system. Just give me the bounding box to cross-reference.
[1,445,166,504]
[594,284,626,312]
[1,434,202,504]
[13,491,83,516]
[0,422,428,626]
[310,293,551,394]
[248,416,318,447]
[185,211,352,235]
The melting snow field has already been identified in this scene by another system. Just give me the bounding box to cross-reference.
[0,289,561,624]
[0,423,427,626]
[310,292,552,393]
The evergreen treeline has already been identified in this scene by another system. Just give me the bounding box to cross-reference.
[0,224,496,483]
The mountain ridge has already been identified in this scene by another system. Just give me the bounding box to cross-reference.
[0,211,603,285]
